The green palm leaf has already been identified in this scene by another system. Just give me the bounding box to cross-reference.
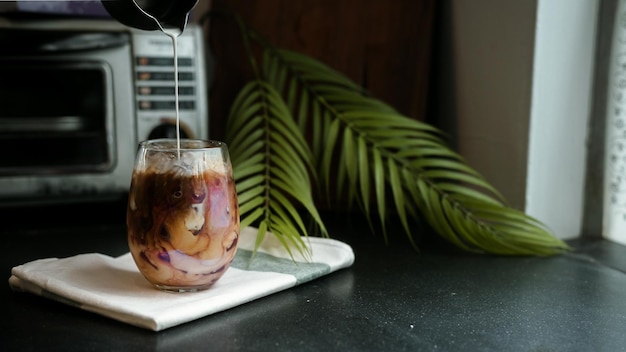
[259,47,569,255]
[225,79,328,258]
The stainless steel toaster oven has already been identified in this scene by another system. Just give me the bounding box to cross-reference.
[0,18,209,205]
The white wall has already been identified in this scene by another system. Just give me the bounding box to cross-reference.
[526,0,598,239]
[439,0,598,239]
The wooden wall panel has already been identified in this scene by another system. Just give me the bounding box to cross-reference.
[204,0,436,140]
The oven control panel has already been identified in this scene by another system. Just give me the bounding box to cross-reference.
[131,25,208,141]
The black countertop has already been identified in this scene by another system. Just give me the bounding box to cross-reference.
[2,201,626,351]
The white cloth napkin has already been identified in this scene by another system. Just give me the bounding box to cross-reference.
[9,227,354,331]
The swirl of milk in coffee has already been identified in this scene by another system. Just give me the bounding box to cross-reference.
[127,149,239,291]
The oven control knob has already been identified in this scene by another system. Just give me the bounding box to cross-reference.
[148,123,190,139]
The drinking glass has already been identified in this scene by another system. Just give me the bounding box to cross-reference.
[126,139,239,292]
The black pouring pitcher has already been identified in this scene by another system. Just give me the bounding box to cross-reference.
[101,0,199,32]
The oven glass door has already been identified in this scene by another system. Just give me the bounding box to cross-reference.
[0,60,113,175]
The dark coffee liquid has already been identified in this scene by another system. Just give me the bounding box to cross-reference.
[127,167,239,290]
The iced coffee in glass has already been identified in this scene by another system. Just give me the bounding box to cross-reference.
[126,139,239,292]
